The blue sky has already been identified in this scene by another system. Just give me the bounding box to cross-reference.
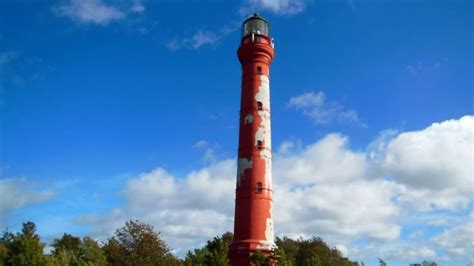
[0,0,473,265]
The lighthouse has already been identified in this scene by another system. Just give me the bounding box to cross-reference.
[229,13,276,265]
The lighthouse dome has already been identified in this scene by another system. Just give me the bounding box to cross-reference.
[242,13,270,38]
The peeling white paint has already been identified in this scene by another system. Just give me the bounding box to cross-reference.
[255,111,271,148]
[263,153,272,188]
[254,75,272,150]
[236,158,252,186]
[244,113,254,124]
[265,201,274,242]
[254,74,273,189]
[255,75,270,109]
[256,242,276,250]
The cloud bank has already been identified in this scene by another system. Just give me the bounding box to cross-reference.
[76,116,473,262]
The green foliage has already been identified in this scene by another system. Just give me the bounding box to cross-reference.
[275,247,290,266]
[49,233,107,266]
[52,233,81,258]
[46,249,71,266]
[183,232,233,266]
[249,251,271,266]
[80,237,107,266]
[276,237,358,266]
[102,220,180,266]
[0,220,364,266]
[1,222,47,266]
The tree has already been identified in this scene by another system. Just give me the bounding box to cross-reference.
[46,249,71,266]
[52,233,81,258]
[0,231,13,265]
[294,238,321,266]
[379,258,387,266]
[102,220,179,266]
[80,237,107,266]
[276,237,358,266]
[3,222,47,266]
[249,251,271,266]
[183,232,233,266]
[275,237,299,265]
[275,247,291,266]
[49,233,107,266]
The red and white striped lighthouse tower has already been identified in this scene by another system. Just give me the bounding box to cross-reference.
[229,13,276,265]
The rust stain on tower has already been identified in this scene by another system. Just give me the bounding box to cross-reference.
[229,13,276,265]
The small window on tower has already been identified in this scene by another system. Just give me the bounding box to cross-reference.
[257,66,262,73]
[257,101,263,110]
[257,140,263,149]
[256,182,263,193]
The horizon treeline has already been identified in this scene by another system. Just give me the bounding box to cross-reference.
[0,220,436,266]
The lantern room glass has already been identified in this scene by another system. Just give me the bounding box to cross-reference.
[242,14,270,38]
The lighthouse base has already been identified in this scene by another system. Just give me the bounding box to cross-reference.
[229,240,277,266]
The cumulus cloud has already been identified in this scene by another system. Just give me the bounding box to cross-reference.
[242,0,309,15]
[78,160,235,252]
[288,91,363,125]
[77,116,473,261]
[53,0,145,26]
[78,134,400,255]
[432,213,474,256]
[272,134,401,243]
[274,180,401,241]
[0,178,55,224]
[274,134,367,185]
[381,116,474,210]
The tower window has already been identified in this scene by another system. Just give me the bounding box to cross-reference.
[257,66,262,73]
[257,140,263,149]
[257,101,263,110]
[256,182,263,193]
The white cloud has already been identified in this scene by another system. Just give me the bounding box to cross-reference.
[78,160,235,253]
[242,0,308,15]
[192,140,217,163]
[388,246,437,260]
[274,179,401,242]
[274,134,367,185]
[381,116,474,210]
[78,134,399,256]
[166,24,238,51]
[0,178,55,224]
[77,116,473,261]
[53,0,145,26]
[272,135,401,243]
[432,213,474,256]
[288,91,363,125]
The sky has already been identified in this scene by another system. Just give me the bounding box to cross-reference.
[0,0,473,265]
